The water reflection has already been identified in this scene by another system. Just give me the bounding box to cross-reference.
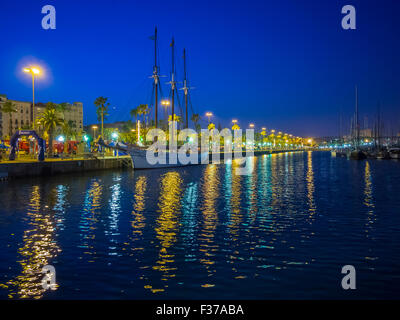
[106,174,122,256]
[1,151,400,299]
[147,171,182,293]
[79,180,103,261]
[181,181,199,260]
[199,165,219,286]
[131,176,147,239]
[5,185,62,299]
[306,151,316,218]
[228,160,243,240]
[364,161,377,260]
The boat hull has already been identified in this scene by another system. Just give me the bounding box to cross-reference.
[349,150,367,160]
[128,148,209,169]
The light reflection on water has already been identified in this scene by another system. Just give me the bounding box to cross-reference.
[1,151,400,299]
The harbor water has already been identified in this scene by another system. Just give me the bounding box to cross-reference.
[0,151,400,299]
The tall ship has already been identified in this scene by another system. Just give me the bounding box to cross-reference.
[117,27,208,169]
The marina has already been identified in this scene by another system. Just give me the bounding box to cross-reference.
[1,0,400,307]
[1,151,400,299]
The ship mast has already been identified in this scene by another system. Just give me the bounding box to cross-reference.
[355,85,359,149]
[182,48,189,128]
[152,27,159,129]
[170,37,176,124]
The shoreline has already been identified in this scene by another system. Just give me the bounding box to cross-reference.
[0,149,306,180]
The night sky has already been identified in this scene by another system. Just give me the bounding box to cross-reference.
[1,0,399,137]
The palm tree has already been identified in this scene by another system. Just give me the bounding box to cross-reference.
[37,107,63,156]
[232,124,240,131]
[191,113,200,132]
[168,114,182,123]
[140,104,150,126]
[130,107,139,125]
[57,102,70,120]
[0,101,17,137]
[45,102,58,111]
[94,97,110,138]
[131,106,145,131]
[62,120,77,141]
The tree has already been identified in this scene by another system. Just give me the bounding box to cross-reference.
[168,114,182,123]
[61,120,77,141]
[57,102,70,120]
[131,104,148,130]
[37,106,63,156]
[45,102,58,111]
[191,113,200,132]
[130,107,139,129]
[232,124,240,131]
[0,101,17,137]
[139,104,150,126]
[94,97,110,138]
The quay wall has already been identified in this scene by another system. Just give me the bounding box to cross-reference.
[0,149,305,180]
[0,156,132,179]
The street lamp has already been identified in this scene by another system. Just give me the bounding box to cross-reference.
[23,67,40,129]
[232,119,238,124]
[92,125,98,139]
[205,112,213,123]
[249,123,255,128]
[161,100,170,129]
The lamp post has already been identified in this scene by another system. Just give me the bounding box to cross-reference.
[161,99,170,130]
[92,125,98,139]
[23,67,40,130]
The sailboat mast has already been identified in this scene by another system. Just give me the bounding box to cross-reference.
[170,37,175,123]
[183,49,188,128]
[355,85,359,149]
[153,27,159,129]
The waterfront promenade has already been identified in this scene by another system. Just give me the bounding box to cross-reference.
[0,149,305,179]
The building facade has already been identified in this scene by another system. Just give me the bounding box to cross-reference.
[0,95,83,139]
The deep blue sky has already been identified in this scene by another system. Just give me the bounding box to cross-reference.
[1,0,399,137]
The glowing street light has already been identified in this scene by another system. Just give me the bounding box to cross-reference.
[23,66,41,129]
[92,125,98,139]
[249,123,255,128]
[205,112,213,123]
[111,132,119,140]
[161,99,170,106]
[232,119,238,124]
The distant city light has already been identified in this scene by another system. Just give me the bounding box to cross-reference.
[57,135,65,142]
[111,132,118,139]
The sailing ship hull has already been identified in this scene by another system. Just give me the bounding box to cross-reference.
[128,147,209,169]
[349,150,367,160]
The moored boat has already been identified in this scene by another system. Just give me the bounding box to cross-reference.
[389,148,400,159]
[349,150,366,160]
